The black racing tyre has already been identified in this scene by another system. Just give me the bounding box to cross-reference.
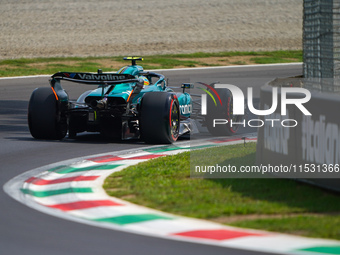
[205,88,242,136]
[28,87,67,140]
[140,92,180,144]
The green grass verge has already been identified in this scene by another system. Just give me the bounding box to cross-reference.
[0,50,302,77]
[104,143,340,240]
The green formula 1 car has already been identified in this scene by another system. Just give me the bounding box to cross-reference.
[28,57,239,144]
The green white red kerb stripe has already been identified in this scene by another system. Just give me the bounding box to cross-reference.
[5,136,340,255]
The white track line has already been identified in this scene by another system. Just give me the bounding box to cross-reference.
[0,63,302,80]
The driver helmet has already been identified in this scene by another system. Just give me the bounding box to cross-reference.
[139,76,150,86]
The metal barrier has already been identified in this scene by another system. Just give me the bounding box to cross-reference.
[303,0,340,92]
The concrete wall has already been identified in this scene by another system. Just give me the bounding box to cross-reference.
[256,81,340,192]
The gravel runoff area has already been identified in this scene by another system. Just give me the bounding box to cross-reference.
[0,0,303,59]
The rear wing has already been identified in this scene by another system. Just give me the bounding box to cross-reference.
[51,72,139,85]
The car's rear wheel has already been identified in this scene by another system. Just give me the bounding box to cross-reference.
[140,92,180,144]
[205,88,242,136]
[28,87,67,140]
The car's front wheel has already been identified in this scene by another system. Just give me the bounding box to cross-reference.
[205,88,242,136]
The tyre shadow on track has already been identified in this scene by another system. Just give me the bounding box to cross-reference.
[5,132,148,145]
[0,100,29,133]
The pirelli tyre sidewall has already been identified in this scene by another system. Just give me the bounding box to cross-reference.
[140,92,180,144]
[28,87,67,140]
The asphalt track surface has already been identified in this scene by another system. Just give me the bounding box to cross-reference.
[0,64,302,255]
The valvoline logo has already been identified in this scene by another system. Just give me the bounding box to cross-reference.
[63,73,77,78]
